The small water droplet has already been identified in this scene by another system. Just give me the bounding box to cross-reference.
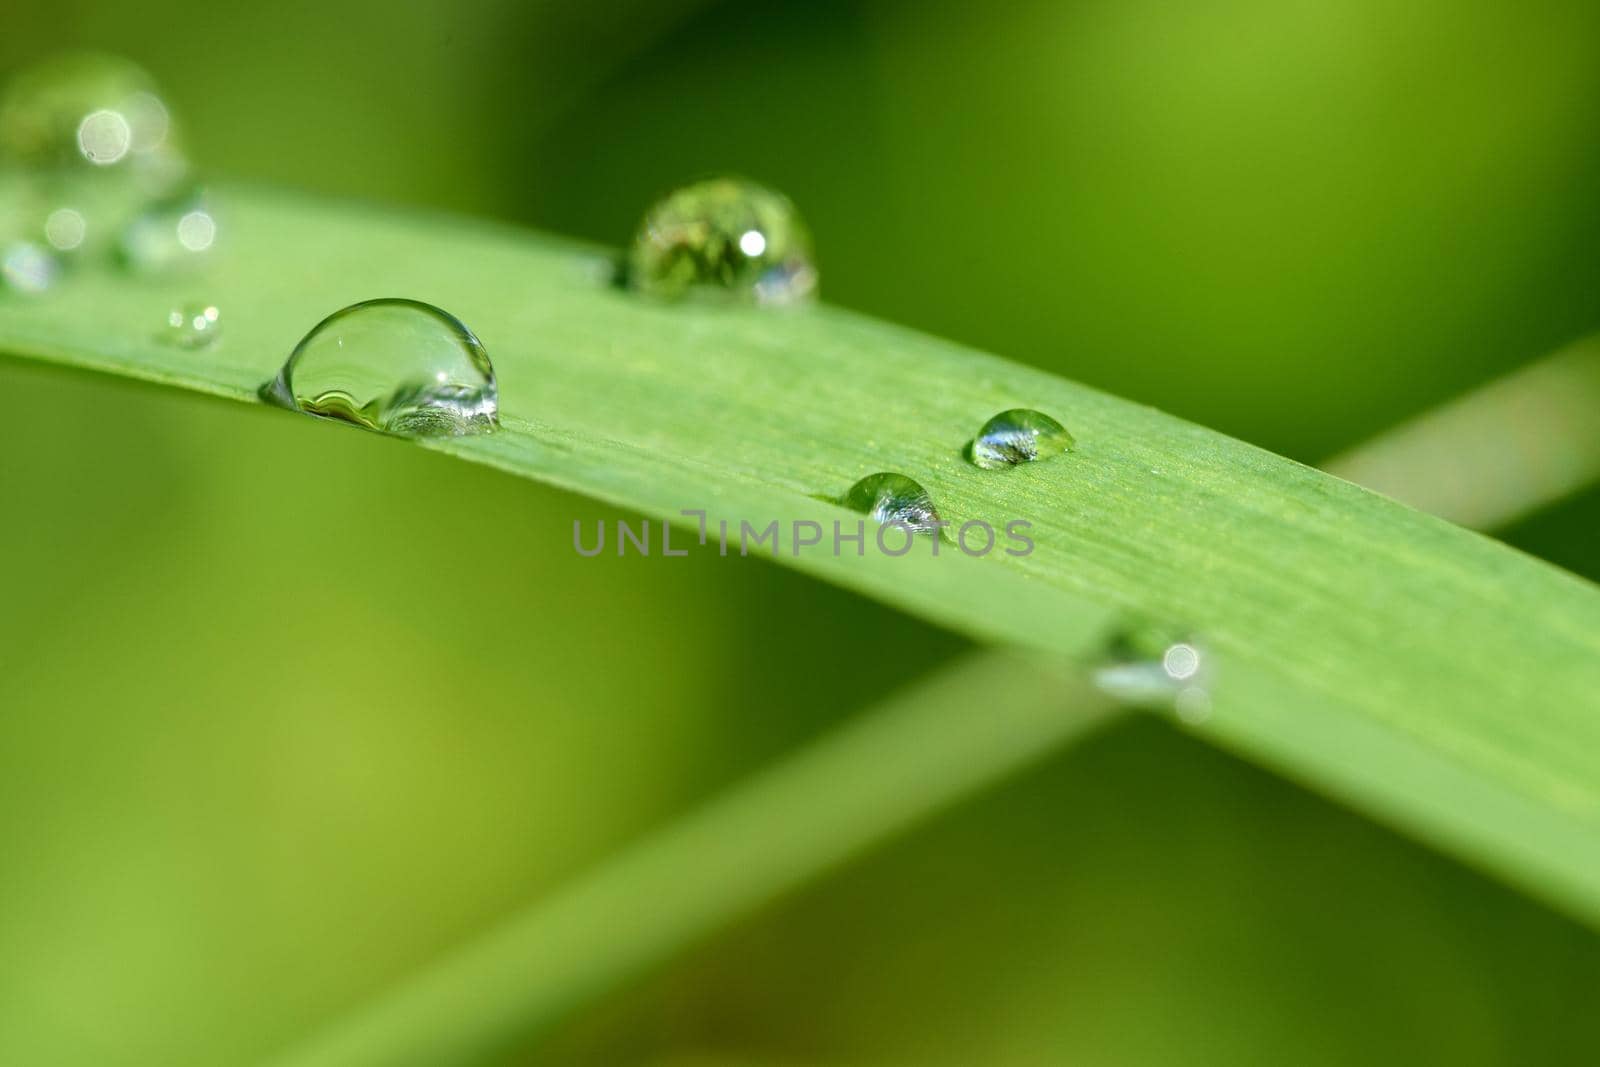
[117,187,217,273]
[261,298,498,437]
[1093,620,1213,719]
[629,176,816,305]
[1,241,59,294]
[842,472,941,533]
[969,408,1075,469]
[0,53,188,196]
[162,302,220,348]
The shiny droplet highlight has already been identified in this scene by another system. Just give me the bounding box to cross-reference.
[970,408,1074,469]
[262,298,498,437]
[629,176,816,305]
[842,473,941,534]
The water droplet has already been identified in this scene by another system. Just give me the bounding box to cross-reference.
[3,168,129,259]
[969,408,1075,469]
[117,187,218,273]
[162,302,220,348]
[1093,620,1213,720]
[1,55,189,262]
[1,241,59,294]
[43,206,87,251]
[842,472,941,533]
[77,108,132,164]
[629,176,816,305]
[0,52,188,196]
[262,298,498,437]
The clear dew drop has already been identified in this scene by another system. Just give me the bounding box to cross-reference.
[629,176,817,306]
[162,302,220,348]
[1,241,60,294]
[1093,620,1213,722]
[969,408,1075,469]
[117,187,218,274]
[842,472,942,534]
[261,298,498,437]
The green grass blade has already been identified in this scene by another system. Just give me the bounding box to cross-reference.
[261,651,1116,1066]
[3,187,1599,936]
[1325,334,1600,529]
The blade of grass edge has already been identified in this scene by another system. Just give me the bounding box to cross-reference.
[1324,334,1600,530]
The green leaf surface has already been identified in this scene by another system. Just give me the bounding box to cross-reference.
[3,187,1599,936]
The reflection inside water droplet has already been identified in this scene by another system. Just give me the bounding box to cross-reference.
[629,176,817,306]
[842,472,942,534]
[261,298,498,437]
[738,230,766,257]
[969,408,1075,469]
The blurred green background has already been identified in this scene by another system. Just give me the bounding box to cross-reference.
[3,1,1599,1063]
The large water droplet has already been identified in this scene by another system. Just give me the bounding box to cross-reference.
[0,53,187,196]
[262,298,498,437]
[1,240,59,294]
[629,176,816,305]
[1093,621,1213,723]
[970,408,1075,469]
[162,302,220,348]
[842,472,941,533]
[117,187,217,273]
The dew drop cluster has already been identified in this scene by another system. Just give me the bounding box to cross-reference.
[4,55,1104,626]
[0,52,217,296]
[0,53,1174,726]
